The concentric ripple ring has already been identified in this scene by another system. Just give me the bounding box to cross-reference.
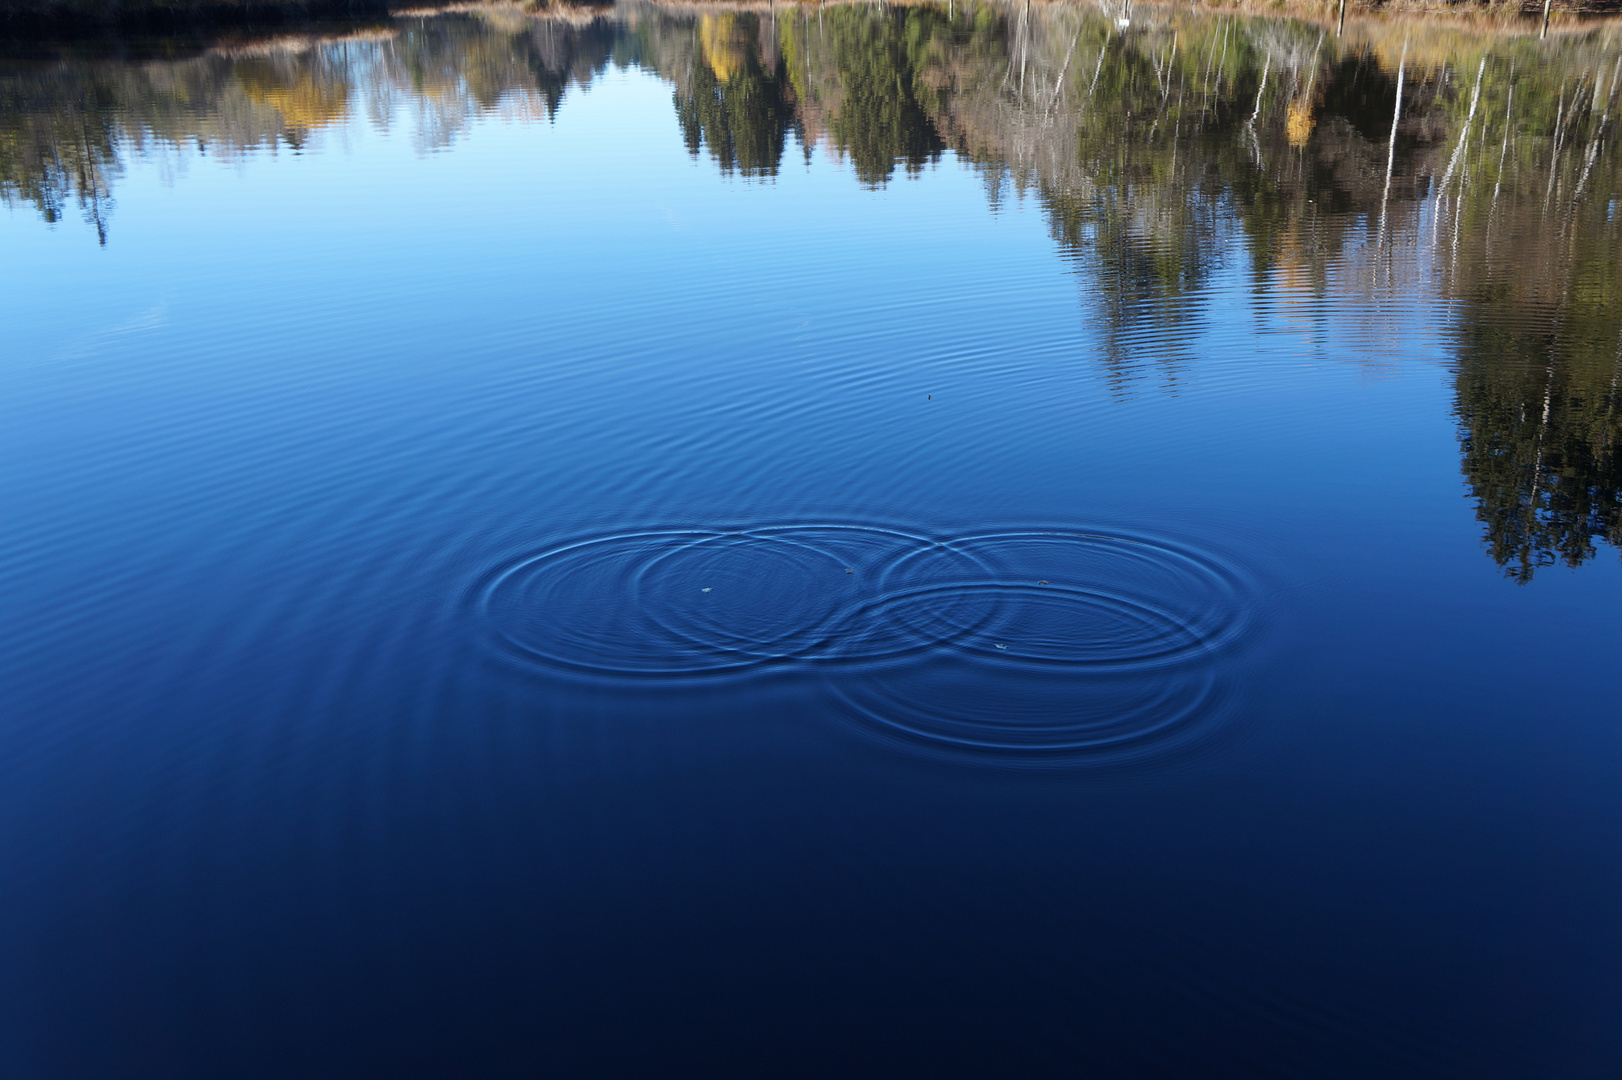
[474,523,1256,740]
[828,661,1224,760]
[829,527,1255,759]
[872,529,1253,670]
[474,524,992,676]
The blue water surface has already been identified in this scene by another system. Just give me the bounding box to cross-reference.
[2,10,1620,1076]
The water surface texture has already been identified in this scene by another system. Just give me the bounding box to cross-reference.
[3,4,1621,1076]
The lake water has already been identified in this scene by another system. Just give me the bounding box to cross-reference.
[2,3,1620,1075]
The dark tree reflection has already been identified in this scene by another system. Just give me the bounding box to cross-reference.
[673,13,795,177]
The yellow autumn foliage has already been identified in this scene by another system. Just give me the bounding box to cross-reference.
[239,72,349,135]
[1286,100,1315,146]
[700,14,747,84]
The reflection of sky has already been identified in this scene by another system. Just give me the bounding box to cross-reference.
[8,63,1613,605]
[4,58,1622,1080]
[4,69,1620,728]
[0,68,1569,555]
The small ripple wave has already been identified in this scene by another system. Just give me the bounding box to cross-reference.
[830,528,1255,761]
[473,523,1258,761]
[475,524,965,677]
[829,662,1223,761]
[872,530,1252,670]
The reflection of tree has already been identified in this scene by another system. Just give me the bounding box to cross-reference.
[2,37,362,241]
[1404,28,1622,580]
[235,59,349,143]
[0,72,120,242]
[672,14,795,176]
[820,8,947,185]
[4,2,1622,575]
[779,4,946,185]
[1455,343,1622,582]
[365,10,619,150]
[0,8,620,233]
[1447,155,1622,580]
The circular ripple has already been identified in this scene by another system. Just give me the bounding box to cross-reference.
[481,530,727,675]
[636,532,850,659]
[475,525,1254,715]
[830,659,1222,760]
[873,530,1251,670]
[833,528,1251,759]
[476,524,975,676]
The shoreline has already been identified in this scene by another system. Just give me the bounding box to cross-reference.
[0,1,388,33]
[1,0,1616,42]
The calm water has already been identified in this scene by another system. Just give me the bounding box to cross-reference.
[3,3,1621,1075]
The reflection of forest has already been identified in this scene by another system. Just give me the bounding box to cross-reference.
[2,1,1619,578]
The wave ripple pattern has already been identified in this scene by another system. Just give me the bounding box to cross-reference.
[476,525,1255,762]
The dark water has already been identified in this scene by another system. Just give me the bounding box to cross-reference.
[3,3,1621,1075]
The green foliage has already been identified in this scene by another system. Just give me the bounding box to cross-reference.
[780,5,947,185]
[673,14,795,176]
